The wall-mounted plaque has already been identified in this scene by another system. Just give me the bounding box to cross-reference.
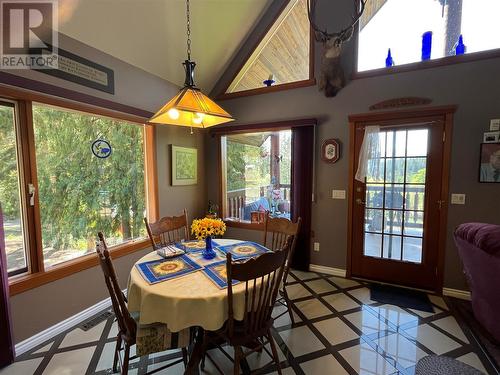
[321,139,340,163]
[369,97,432,111]
[35,46,115,94]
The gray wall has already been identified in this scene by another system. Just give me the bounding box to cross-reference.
[4,34,206,343]
[205,2,500,291]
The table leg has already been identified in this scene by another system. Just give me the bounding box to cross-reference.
[185,327,204,375]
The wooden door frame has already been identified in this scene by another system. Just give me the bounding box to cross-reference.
[346,106,456,293]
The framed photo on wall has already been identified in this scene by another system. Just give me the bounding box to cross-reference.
[479,143,500,183]
[171,145,197,185]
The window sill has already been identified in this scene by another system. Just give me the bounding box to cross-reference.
[224,219,265,231]
[352,48,500,81]
[8,238,151,296]
[217,79,316,101]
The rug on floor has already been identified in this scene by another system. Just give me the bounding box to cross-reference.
[370,283,434,312]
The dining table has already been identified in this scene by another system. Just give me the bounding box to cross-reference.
[127,238,270,374]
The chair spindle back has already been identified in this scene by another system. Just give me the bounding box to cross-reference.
[96,232,136,341]
[144,209,189,249]
[263,214,301,281]
[226,236,292,338]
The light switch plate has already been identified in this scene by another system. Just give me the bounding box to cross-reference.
[490,119,500,131]
[451,193,466,205]
[332,190,346,199]
[313,242,320,252]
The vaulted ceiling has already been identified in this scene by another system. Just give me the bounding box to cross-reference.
[57,0,273,92]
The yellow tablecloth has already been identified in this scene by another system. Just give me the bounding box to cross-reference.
[127,239,255,333]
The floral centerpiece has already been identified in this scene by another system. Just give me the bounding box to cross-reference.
[191,217,226,259]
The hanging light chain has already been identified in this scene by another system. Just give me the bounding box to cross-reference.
[186,0,191,61]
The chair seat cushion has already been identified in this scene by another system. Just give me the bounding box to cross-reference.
[455,223,500,255]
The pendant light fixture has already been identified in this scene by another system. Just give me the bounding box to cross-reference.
[149,0,234,128]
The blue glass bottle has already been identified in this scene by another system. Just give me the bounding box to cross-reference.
[385,48,394,67]
[421,31,433,61]
[455,35,466,55]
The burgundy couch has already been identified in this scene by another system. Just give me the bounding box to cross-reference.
[454,222,500,342]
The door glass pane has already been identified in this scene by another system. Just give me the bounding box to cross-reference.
[385,158,405,183]
[406,157,427,183]
[403,237,423,263]
[363,128,428,264]
[383,235,402,260]
[365,209,383,233]
[384,184,404,209]
[407,130,428,156]
[404,186,425,211]
[404,211,424,237]
[366,184,384,208]
[364,232,382,258]
[0,103,28,275]
[33,104,146,267]
[367,158,385,183]
[384,210,402,235]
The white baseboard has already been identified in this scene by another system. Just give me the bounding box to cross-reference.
[14,290,123,356]
[442,287,471,301]
[309,264,347,278]
[309,265,471,301]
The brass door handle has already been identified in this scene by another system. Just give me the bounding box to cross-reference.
[356,198,366,205]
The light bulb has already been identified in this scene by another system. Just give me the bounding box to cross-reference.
[168,108,179,120]
[192,112,204,124]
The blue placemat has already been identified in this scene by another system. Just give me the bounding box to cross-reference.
[202,261,239,289]
[175,239,221,253]
[217,241,271,260]
[136,254,202,284]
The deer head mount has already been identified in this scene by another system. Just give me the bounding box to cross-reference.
[308,0,366,97]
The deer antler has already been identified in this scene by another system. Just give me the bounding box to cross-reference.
[307,0,367,43]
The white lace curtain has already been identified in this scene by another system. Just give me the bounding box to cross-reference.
[355,125,381,182]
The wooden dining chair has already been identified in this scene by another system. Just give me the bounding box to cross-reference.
[144,209,189,249]
[263,214,302,324]
[96,232,188,374]
[201,236,293,375]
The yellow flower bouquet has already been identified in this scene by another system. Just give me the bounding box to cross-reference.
[191,217,226,240]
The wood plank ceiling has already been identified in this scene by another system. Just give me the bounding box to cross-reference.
[227,0,310,93]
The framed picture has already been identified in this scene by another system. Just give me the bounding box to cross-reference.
[171,145,197,185]
[321,139,340,163]
[479,143,500,183]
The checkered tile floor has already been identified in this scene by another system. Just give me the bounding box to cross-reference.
[1,271,495,374]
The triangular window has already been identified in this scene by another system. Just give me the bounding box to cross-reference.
[225,0,311,94]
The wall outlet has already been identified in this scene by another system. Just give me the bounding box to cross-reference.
[332,190,346,199]
[451,193,466,205]
[490,119,500,131]
[313,242,320,252]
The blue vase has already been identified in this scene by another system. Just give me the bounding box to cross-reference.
[455,35,466,55]
[421,31,433,61]
[203,236,216,260]
[385,48,394,67]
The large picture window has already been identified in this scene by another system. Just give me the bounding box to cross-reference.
[0,90,156,294]
[358,0,500,72]
[221,130,292,223]
[32,104,146,267]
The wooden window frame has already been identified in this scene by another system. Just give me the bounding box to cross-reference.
[212,118,316,230]
[0,85,158,296]
[352,5,500,80]
[216,0,316,101]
